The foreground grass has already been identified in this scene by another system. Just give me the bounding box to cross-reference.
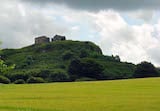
[0,78,160,111]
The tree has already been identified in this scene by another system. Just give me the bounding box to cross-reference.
[80,58,104,79]
[62,51,74,60]
[25,55,34,65]
[79,49,89,58]
[133,61,158,78]
[14,79,25,84]
[0,75,10,84]
[68,58,104,81]
[68,58,81,81]
[0,41,15,75]
[115,55,120,62]
[27,77,45,83]
[0,59,15,74]
[49,69,69,82]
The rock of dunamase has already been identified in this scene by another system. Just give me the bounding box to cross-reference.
[35,35,66,44]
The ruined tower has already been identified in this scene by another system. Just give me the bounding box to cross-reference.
[51,35,66,42]
[35,36,50,44]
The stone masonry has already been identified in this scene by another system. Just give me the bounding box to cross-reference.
[52,35,66,41]
[35,35,66,44]
[35,36,50,44]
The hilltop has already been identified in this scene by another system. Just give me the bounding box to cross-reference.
[0,39,136,83]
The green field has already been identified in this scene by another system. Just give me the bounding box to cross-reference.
[0,78,160,111]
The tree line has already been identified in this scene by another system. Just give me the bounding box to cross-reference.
[0,58,159,84]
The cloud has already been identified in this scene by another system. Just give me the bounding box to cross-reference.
[148,46,160,65]
[1,0,160,66]
[88,10,160,65]
[125,10,155,22]
[23,0,160,11]
[0,0,69,48]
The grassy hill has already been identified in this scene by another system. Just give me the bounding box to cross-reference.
[0,77,160,111]
[0,40,135,83]
[1,40,102,70]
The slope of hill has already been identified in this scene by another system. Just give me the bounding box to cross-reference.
[0,77,160,111]
[0,40,135,83]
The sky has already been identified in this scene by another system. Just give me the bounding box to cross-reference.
[1,0,160,66]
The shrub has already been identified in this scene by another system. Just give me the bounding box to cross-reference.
[79,50,89,58]
[62,51,74,60]
[0,75,10,84]
[0,60,15,74]
[27,77,45,84]
[68,58,104,80]
[8,72,29,82]
[102,69,116,80]
[25,55,34,65]
[134,61,158,78]
[102,69,132,80]
[37,69,50,78]
[49,69,69,82]
[14,79,25,84]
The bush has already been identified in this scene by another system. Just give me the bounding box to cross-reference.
[49,69,69,82]
[62,51,74,60]
[0,75,10,84]
[8,72,29,82]
[102,69,132,80]
[68,58,104,80]
[14,79,25,84]
[134,61,158,78]
[79,50,89,58]
[27,77,45,84]
[37,69,50,78]
[102,69,117,80]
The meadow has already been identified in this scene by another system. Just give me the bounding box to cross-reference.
[0,78,160,111]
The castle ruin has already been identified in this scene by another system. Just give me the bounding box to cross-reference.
[52,35,66,41]
[35,35,66,44]
[35,36,50,44]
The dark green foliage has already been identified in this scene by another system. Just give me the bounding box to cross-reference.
[0,49,17,59]
[75,77,96,81]
[27,77,45,84]
[7,72,29,82]
[0,60,15,74]
[0,75,10,84]
[62,51,74,60]
[68,58,81,81]
[80,58,104,79]
[68,58,104,80]
[79,49,89,58]
[157,68,160,75]
[103,69,132,80]
[0,40,138,83]
[49,69,69,82]
[35,69,51,79]
[25,55,34,65]
[14,79,25,84]
[134,61,158,78]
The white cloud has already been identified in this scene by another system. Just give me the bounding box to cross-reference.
[0,0,69,48]
[88,10,160,65]
[71,26,80,31]
[63,16,76,23]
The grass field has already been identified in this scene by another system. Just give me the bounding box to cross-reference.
[0,78,160,111]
